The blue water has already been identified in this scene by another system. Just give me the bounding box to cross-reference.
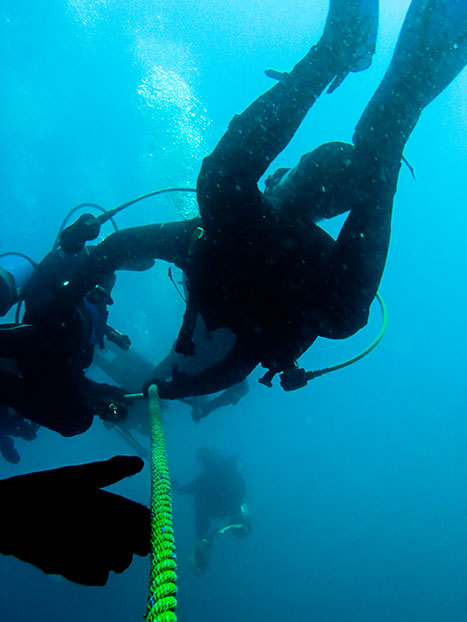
[1,1,466,620]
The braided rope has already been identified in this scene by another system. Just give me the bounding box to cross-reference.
[145,386,178,622]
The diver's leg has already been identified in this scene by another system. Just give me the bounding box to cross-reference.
[319,0,467,338]
[201,379,250,416]
[197,0,379,232]
[264,142,356,222]
[354,0,467,161]
[191,503,212,574]
[63,220,199,310]
[317,158,398,339]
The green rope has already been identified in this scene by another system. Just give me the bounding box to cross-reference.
[145,385,178,622]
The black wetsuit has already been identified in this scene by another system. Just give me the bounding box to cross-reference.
[56,29,395,396]
[38,0,467,400]
[174,452,249,540]
[0,248,127,436]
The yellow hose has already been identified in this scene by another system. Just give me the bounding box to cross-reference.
[145,385,178,622]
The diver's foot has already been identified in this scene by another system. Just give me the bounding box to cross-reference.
[354,0,467,156]
[315,0,379,90]
[272,1,378,96]
[190,401,210,423]
[379,0,467,108]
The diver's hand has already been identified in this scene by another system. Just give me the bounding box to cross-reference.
[142,367,196,400]
[60,213,101,254]
[95,398,129,422]
[142,378,177,400]
[105,325,131,350]
[0,456,150,585]
[142,378,162,398]
[84,381,130,422]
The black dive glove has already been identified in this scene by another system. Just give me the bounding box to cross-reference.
[81,380,130,421]
[0,456,150,585]
[142,378,173,400]
[60,214,101,254]
[142,367,194,400]
[105,325,131,350]
[90,383,130,422]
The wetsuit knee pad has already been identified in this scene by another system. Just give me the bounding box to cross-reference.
[265,142,356,221]
[320,303,370,340]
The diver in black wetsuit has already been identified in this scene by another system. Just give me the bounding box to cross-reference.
[0,245,130,436]
[173,446,251,575]
[41,0,467,402]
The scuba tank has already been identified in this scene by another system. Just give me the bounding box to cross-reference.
[0,254,36,317]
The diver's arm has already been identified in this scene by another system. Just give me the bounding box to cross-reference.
[0,323,41,358]
[148,340,258,401]
[80,376,127,398]
[59,219,201,312]
[0,456,150,586]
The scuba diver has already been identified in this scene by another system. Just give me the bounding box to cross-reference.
[0,242,133,436]
[173,446,251,575]
[23,0,467,403]
[0,455,150,585]
[0,403,39,464]
[0,255,153,578]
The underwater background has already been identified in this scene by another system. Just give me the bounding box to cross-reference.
[1,1,466,620]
